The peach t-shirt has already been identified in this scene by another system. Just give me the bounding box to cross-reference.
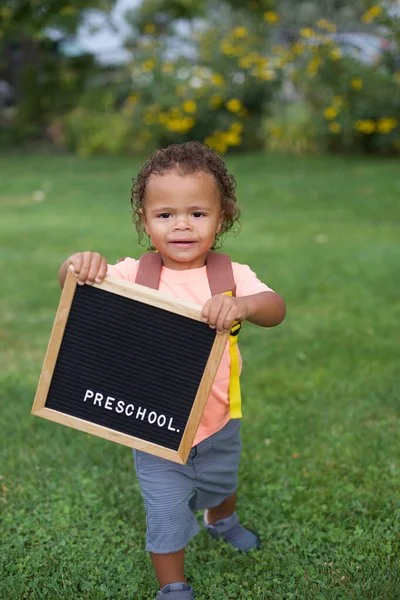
[107,257,272,446]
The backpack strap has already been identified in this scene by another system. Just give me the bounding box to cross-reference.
[206,252,236,297]
[135,252,163,290]
[206,252,242,418]
[134,250,242,419]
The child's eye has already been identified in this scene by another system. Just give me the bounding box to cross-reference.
[192,212,205,218]
[158,213,171,219]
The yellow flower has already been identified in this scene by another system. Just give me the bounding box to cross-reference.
[224,131,241,146]
[351,77,363,90]
[166,117,195,133]
[183,100,197,114]
[300,28,315,38]
[143,58,156,71]
[233,26,248,38]
[329,122,341,134]
[226,98,242,113]
[239,56,253,69]
[211,73,225,86]
[324,106,338,120]
[307,56,322,76]
[330,47,342,60]
[230,122,244,134]
[394,71,400,84]
[220,41,235,56]
[144,23,156,34]
[205,134,227,154]
[369,5,383,17]
[316,19,337,32]
[354,120,376,134]
[377,118,398,134]
[256,68,276,81]
[263,11,279,23]
[292,42,305,55]
[362,5,382,23]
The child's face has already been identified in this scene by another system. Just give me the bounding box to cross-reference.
[141,169,224,270]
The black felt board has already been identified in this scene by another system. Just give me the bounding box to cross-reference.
[45,284,216,451]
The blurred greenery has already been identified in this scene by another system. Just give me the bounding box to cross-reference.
[0,1,399,155]
[1,151,400,599]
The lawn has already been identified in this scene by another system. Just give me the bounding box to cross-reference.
[0,151,399,600]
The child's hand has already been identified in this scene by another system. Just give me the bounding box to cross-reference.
[60,252,108,287]
[201,295,249,334]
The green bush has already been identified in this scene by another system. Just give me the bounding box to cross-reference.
[60,4,282,155]
[282,13,400,155]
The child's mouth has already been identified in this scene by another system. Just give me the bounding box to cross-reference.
[170,240,196,248]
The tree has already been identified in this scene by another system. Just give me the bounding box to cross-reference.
[0,0,117,143]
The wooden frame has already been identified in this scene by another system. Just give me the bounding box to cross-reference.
[32,269,228,464]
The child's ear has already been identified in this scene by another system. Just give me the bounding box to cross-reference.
[139,208,150,236]
[216,211,225,234]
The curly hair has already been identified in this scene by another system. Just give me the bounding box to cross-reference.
[131,141,240,249]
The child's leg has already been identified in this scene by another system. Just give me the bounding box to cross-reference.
[206,491,236,524]
[150,549,185,587]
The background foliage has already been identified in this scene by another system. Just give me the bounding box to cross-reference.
[0,1,399,154]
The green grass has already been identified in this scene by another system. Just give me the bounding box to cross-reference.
[1,151,399,600]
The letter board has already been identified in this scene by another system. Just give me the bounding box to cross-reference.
[31,270,229,464]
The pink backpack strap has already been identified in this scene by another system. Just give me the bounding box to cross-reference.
[133,251,235,295]
[206,252,236,297]
[135,252,163,290]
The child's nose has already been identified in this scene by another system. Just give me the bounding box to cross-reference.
[174,216,192,230]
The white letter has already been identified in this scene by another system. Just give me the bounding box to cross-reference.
[104,396,115,411]
[94,392,103,407]
[116,401,125,414]
[136,406,147,420]
[168,418,176,431]
[148,411,157,424]
[125,404,134,416]
[157,414,167,428]
[83,389,94,402]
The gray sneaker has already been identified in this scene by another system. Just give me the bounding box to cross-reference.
[155,582,194,599]
[203,511,261,552]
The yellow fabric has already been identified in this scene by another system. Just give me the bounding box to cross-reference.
[224,292,242,419]
[229,322,242,418]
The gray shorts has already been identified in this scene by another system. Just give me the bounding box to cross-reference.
[133,419,241,553]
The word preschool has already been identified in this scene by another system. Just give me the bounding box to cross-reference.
[83,389,180,433]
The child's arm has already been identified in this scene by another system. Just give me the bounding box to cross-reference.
[58,251,108,288]
[201,291,286,334]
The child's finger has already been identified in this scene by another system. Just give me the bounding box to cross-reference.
[95,257,108,283]
[216,307,236,334]
[201,298,212,322]
[206,295,225,329]
[77,252,92,285]
[68,253,83,276]
[86,253,104,284]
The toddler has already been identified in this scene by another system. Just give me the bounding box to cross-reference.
[58,141,286,599]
